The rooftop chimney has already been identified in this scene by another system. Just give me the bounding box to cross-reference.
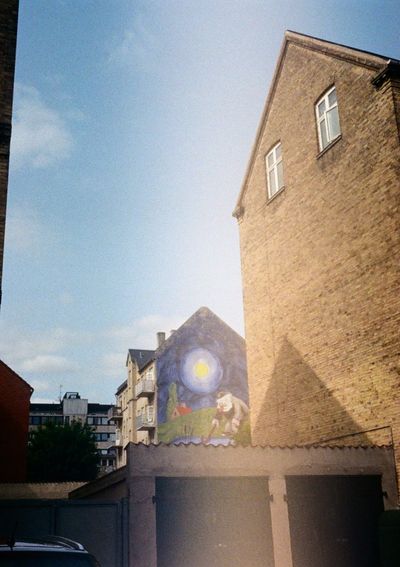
[157,331,166,347]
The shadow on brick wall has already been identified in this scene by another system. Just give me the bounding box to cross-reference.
[254,337,370,446]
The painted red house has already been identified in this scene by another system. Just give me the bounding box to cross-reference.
[171,404,193,420]
[0,360,33,481]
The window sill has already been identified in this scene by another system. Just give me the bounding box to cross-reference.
[316,134,342,159]
[267,185,285,204]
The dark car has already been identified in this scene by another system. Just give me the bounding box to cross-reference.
[0,536,101,566]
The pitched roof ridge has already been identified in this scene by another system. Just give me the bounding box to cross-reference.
[233,31,394,216]
[285,30,396,66]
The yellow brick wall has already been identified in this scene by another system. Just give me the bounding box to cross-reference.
[238,42,400,480]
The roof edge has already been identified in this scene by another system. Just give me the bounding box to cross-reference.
[233,30,392,216]
[0,359,33,395]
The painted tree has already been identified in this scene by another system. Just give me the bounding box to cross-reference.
[28,421,99,482]
[166,382,178,421]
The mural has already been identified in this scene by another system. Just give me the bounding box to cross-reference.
[156,308,250,445]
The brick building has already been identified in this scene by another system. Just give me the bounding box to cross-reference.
[0,0,18,305]
[0,360,33,481]
[234,33,400,476]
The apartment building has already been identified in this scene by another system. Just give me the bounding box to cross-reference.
[234,32,400,478]
[111,307,248,467]
[30,392,116,474]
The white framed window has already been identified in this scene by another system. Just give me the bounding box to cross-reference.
[316,86,341,151]
[266,142,284,199]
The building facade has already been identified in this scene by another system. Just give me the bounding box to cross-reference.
[30,392,117,474]
[234,32,400,476]
[111,349,155,467]
[112,307,249,468]
[0,360,33,482]
[0,0,18,305]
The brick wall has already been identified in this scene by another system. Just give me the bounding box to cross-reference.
[0,0,18,303]
[0,361,32,482]
[237,38,400,481]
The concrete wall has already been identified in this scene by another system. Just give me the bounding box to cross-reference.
[126,443,397,567]
[236,34,400,481]
[0,482,85,499]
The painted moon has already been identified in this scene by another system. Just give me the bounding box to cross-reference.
[181,348,223,394]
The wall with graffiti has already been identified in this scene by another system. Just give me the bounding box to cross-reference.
[156,307,250,445]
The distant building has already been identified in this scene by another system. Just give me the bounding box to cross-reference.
[234,32,400,480]
[111,307,249,468]
[0,360,33,481]
[0,1,18,305]
[30,392,117,474]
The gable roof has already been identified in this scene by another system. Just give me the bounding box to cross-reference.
[115,307,243,394]
[126,349,155,371]
[154,306,244,357]
[233,30,399,216]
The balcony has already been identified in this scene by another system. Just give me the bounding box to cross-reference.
[135,378,155,398]
[136,405,156,430]
[107,406,122,422]
[109,428,122,448]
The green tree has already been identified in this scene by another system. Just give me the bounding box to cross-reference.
[28,421,100,482]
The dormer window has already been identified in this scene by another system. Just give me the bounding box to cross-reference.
[266,142,284,199]
[316,86,341,151]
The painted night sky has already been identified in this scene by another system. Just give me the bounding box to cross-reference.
[156,307,248,443]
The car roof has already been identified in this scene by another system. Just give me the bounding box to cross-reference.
[0,536,87,553]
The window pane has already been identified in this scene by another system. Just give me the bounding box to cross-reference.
[320,118,328,149]
[275,143,281,159]
[268,170,276,195]
[327,107,341,140]
[328,88,337,106]
[277,160,284,190]
[317,100,325,117]
[267,152,274,168]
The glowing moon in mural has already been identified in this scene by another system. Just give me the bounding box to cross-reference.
[181,348,223,394]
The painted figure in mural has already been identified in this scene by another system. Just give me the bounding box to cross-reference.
[210,391,249,437]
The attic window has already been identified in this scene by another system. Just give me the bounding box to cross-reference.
[266,142,284,199]
[316,86,341,151]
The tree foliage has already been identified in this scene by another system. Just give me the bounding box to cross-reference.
[28,421,100,482]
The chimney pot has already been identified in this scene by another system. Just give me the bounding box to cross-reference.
[157,332,166,347]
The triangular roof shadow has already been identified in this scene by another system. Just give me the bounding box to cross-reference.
[254,337,372,446]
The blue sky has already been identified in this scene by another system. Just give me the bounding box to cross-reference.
[1,0,399,403]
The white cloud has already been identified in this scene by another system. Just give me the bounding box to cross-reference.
[105,313,184,348]
[108,15,159,71]
[10,83,73,169]
[20,354,77,374]
[5,204,44,253]
[0,325,90,370]
[59,291,74,305]
[101,313,184,377]
[30,379,50,392]
[102,352,126,375]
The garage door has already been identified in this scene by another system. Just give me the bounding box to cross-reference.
[156,477,274,567]
[286,475,383,567]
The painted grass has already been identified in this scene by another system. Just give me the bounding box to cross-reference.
[157,407,251,445]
